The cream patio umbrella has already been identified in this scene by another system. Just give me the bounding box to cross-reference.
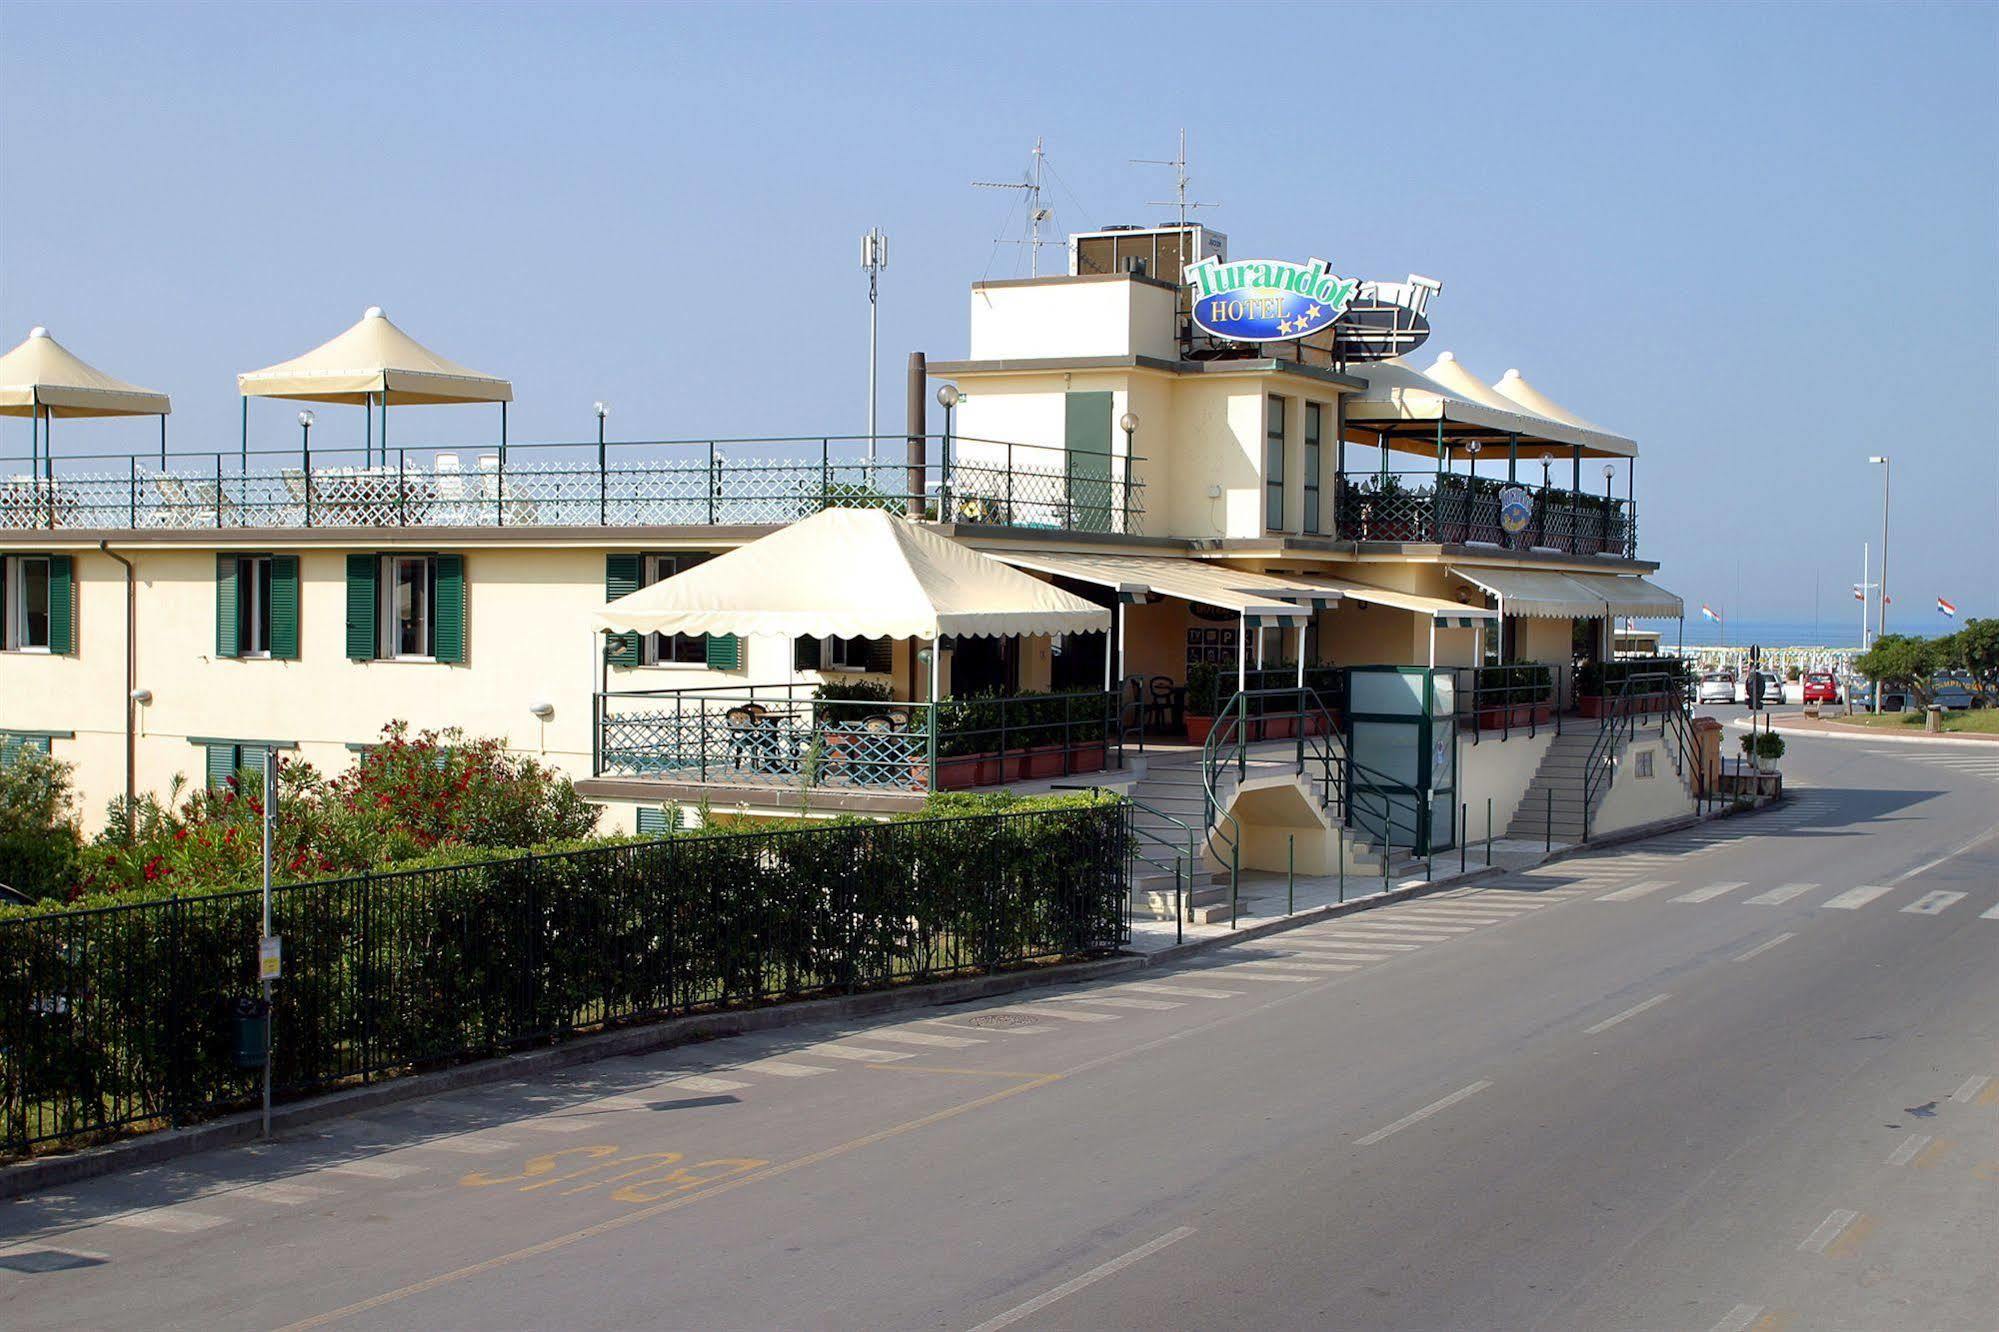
[1485,363,1638,502]
[236,306,512,472]
[0,326,171,476]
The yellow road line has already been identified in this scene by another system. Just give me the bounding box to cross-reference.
[1824,1212,1875,1260]
[272,1071,1061,1331]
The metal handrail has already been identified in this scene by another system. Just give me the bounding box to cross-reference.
[1197,685,1346,927]
[1060,785,1197,944]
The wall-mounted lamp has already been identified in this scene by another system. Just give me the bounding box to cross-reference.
[130,688,153,705]
[1207,483,1222,499]
[1456,587,1471,605]
[528,700,555,720]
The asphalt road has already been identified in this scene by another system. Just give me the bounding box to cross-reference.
[6,718,1997,1331]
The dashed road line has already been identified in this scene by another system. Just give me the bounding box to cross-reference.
[1821,885,1895,910]
[1709,1303,1766,1332]
[1354,1080,1493,1147]
[1583,994,1673,1035]
[1950,1075,1990,1103]
[1733,932,1795,962]
[1797,1208,1860,1253]
[1901,891,1967,915]
[1885,1133,1931,1166]
[965,1226,1197,1332]
[1745,883,1818,905]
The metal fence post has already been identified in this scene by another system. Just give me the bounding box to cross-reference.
[1174,861,1183,946]
[128,455,137,527]
[1485,797,1492,866]
[214,454,223,527]
[1545,787,1552,852]
[1460,803,1467,874]
[1338,824,1346,903]
[1287,834,1295,915]
[708,442,718,524]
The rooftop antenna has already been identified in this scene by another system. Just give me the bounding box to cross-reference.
[1133,128,1220,266]
[973,136,1056,277]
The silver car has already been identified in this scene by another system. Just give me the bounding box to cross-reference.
[1697,671,1736,705]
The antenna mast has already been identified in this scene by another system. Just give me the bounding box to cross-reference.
[973,136,1056,277]
[1133,128,1219,265]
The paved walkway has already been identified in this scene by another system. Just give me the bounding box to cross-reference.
[1748,708,1999,744]
[1127,838,1564,952]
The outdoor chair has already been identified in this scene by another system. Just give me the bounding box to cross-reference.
[724,707,761,771]
[1149,675,1184,732]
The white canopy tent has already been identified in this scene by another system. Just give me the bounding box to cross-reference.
[1,326,171,474]
[237,306,513,470]
[596,508,1111,706]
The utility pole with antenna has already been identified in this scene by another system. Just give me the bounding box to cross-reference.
[1133,128,1220,267]
[973,137,1056,277]
[860,227,888,467]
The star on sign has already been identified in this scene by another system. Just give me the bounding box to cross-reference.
[1304,303,1322,319]
[1277,317,1295,335]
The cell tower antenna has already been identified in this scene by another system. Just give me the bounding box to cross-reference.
[973,136,1057,277]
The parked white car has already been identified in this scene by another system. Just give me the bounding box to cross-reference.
[1697,671,1737,705]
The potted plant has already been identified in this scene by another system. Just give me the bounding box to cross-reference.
[1739,729,1786,772]
[1184,660,1221,745]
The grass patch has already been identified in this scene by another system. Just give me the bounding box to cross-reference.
[1827,710,1999,736]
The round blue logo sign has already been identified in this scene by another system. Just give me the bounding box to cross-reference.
[1186,257,1359,343]
[1499,486,1533,535]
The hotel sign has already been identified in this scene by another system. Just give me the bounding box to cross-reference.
[1185,256,1360,343]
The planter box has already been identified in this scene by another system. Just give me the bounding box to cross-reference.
[1186,714,1216,746]
[928,741,1110,790]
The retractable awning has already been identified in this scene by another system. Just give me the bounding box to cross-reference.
[1452,566,1684,620]
[1565,572,1683,619]
[1450,566,1604,619]
[1288,574,1498,628]
[992,550,1312,625]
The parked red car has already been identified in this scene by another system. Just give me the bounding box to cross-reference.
[1803,671,1841,703]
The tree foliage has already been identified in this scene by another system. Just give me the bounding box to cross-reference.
[1853,633,1939,705]
[0,750,84,903]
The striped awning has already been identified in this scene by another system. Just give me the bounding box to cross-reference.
[991,550,1313,625]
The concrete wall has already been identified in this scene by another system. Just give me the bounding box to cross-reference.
[966,277,1177,361]
[1590,733,1696,837]
[1458,726,1556,843]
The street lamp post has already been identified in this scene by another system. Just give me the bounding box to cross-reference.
[596,401,610,525]
[1120,411,1138,532]
[1868,454,1890,713]
[935,384,961,521]
[862,229,889,471]
[298,412,314,523]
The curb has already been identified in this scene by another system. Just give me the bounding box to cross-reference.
[1727,715,1999,749]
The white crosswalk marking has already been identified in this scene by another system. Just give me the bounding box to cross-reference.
[102,1207,230,1233]
[739,1059,834,1077]
[661,1074,752,1090]
[860,1029,984,1048]
[1123,983,1242,999]
[1380,911,1507,926]
[1746,882,1819,905]
[312,1158,426,1181]
[1061,994,1184,1010]
[228,1180,334,1206]
[921,1018,1059,1035]
[1281,949,1396,962]
[1230,958,1357,973]
[1315,924,1461,939]
[1821,884,1896,910]
[1200,965,1313,982]
[1671,882,1747,903]
[1902,891,1967,915]
[1982,904,1999,921]
[1305,937,1420,951]
[1597,880,1675,901]
[517,1117,598,1133]
[1015,1004,1121,1021]
[799,1045,913,1063]
[412,1135,518,1155]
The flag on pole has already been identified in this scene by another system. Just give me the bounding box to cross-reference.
[1700,604,1721,622]
[1853,585,1865,601]
[1937,596,1957,618]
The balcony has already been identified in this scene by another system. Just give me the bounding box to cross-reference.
[1334,473,1636,559]
[0,434,1144,537]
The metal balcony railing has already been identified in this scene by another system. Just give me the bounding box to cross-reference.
[0,434,1145,537]
[1333,473,1637,558]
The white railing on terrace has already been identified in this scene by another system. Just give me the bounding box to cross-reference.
[0,435,1145,536]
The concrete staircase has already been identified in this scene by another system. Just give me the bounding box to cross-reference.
[1127,742,1397,924]
[1505,729,1614,844]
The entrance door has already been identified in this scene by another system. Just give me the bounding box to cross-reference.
[1344,666,1457,855]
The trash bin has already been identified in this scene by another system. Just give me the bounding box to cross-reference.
[229,995,271,1069]
[1691,717,1724,794]
[1926,705,1945,734]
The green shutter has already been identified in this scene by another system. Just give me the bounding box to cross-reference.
[345,554,378,660]
[605,553,642,667]
[47,555,74,655]
[1063,392,1114,534]
[636,807,669,835]
[432,554,465,663]
[0,735,21,769]
[269,555,299,660]
[866,637,893,673]
[216,555,240,658]
[794,635,822,671]
[205,743,240,791]
[705,632,741,671]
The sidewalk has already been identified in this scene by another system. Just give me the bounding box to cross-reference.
[1732,710,1999,746]
[1127,837,1564,953]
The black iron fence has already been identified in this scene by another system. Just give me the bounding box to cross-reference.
[0,802,1129,1156]
[1334,473,1636,557]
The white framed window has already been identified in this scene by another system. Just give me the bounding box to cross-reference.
[381,554,434,660]
[235,555,273,657]
[828,635,874,672]
[642,554,708,665]
[3,555,52,653]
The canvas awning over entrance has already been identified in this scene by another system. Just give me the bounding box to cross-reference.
[595,508,1110,640]
[0,327,170,418]
[1281,573,1498,628]
[1452,566,1683,620]
[989,550,1313,625]
[1565,572,1684,619]
[237,307,513,405]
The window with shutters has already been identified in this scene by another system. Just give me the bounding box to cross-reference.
[3,555,52,652]
[641,553,712,666]
[1303,402,1323,535]
[828,635,886,672]
[201,740,277,790]
[0,732,57,767]
[380,554,434,659]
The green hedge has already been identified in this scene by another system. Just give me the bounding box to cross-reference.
[0,799,1129,1156]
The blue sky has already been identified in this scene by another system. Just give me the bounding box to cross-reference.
[3,1,1993,628]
